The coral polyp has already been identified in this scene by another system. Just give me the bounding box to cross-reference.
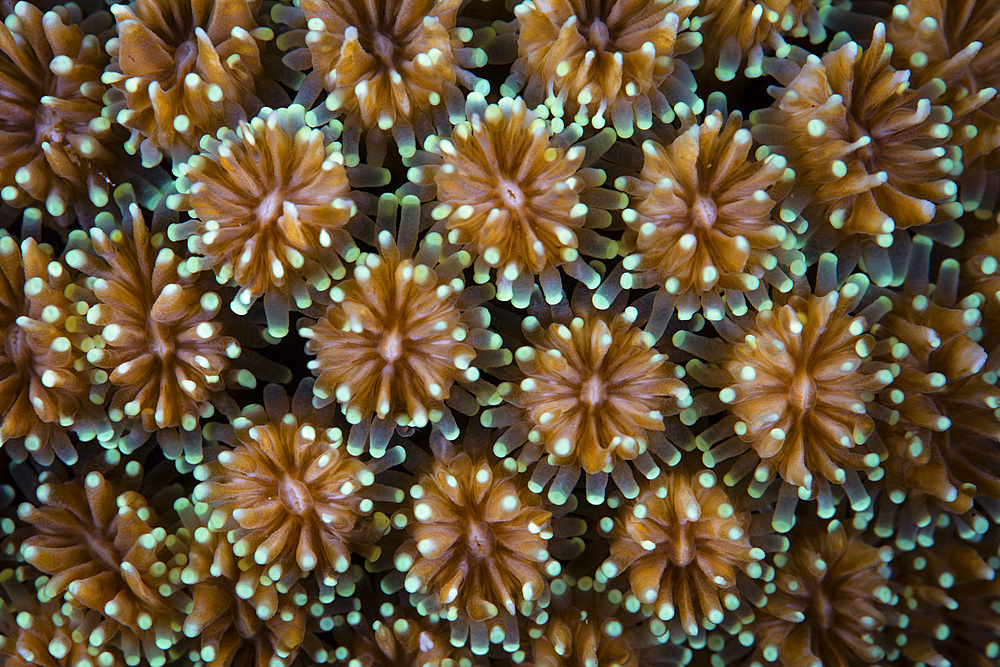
[276,0,486,159]
[886,0,1000,210]
[0,230,98,466]
[302,195,504,440]
[66,191,240,454]
[598,468,766,636]
[750,24,976,261]
[103,0,272,166]
[748,519,891,666]
[509,0,701,133]
[169,105,376,336]
[387,442,559,654]
[615,107,801,320]
[410,96,619,305]
[0,2,116,220]
[678,256,895,528]
[194,381,396,595]
[17,459,186,666]
[873,239,1000,531]
[692,0,825,81]
[488,302,692,504]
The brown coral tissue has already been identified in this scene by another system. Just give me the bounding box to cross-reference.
[2,1,1000,666]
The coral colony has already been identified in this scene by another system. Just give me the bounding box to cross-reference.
[3,0,1000,665]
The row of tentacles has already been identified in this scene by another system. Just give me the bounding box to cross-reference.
[0,0,1000,666]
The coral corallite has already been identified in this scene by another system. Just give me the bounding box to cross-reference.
[194,382,393,594]
[169,105,365,337]
[390,450,559,654]
[17,462,186,666]
[413,96,619,304]
[692,0,825,81]
[616,109,800,321]
[66,197,240,444]
[282,0,486,156]
[0,2,116,219]
[302,215,503,438]
[887,0,1000,208]
[679,264,895,523]
[494,307,692,504]
[510,0,701,134]
[750,25,973,253]
[874,248,1000,525]
[598,468,765,636]
[103,0,271,166]
[751,519,892,666]
[0,231,97,466]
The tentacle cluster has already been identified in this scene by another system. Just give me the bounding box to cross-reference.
[678,256,895,528]
[0,2,116,221]
[409,95,620,306]
[749,518,892,666]
[615,107,802,321]
[102,0,272,166]
[886,0,1000,211]
[750,25,979,261]
[16,458,186,666]
[66,190,240,461]
[0,230,98,466]
[274,0,488,160]
[508,0,702,134]
[169,104,379,337]
[194,381,396,597]
[488,303,692,504]
[301,195,506,443]
[872,241,1000,534]
[597,467,767,637]
[387,447,559,655]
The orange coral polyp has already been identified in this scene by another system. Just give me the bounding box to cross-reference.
[719,287,891,491]
[193,387,391,591]
[103,0,270,165]
[0,2,115,219]
[750,25,973,249]
[170,105,364,336]
[66,199,239,433]
[392,451,557,645]
[752,520,890,666]
[599,468,763,636]
[0,231,97,465]
[291,0,482,150]
[617,109,799,321]
[304,239,488,430]
[511,0,700,133]
[507,311,690,477]
[420,97,615,291]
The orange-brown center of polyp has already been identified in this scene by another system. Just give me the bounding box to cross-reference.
[465,519,496,559]
[498,178,526,211]
[256,191,284,226]
[586,20,612,51]
[372,32,397,66]
[378,328,404,363]
[666,523,696,567]
[147,320,175,361]
[580,374,606,406]
[279,474,313,515]
[172,39,198,84]
[809,588,835,630]
[691,195,718,229]
[788,371,818,414]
